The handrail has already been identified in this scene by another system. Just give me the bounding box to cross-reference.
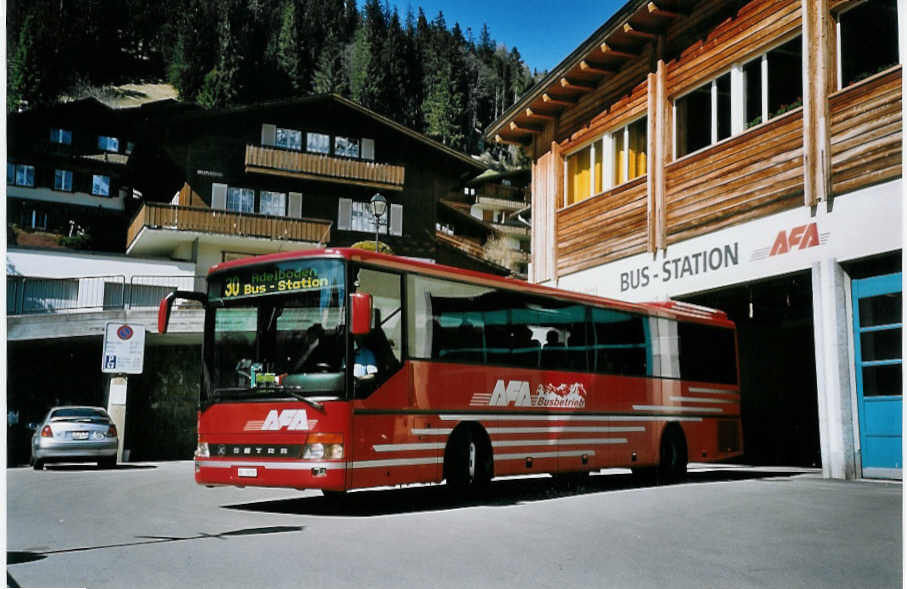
[245,144,406,188]
[7,274,207,316]
[127,202,333,250]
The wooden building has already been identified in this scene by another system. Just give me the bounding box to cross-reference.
[487,0,902,479]
[128,94,508,276]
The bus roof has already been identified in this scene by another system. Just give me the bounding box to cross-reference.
[208,248,734,327]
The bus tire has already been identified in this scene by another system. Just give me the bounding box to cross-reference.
[444,425,492,493]
[657,425,688,484]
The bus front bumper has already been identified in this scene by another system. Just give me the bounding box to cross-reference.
[195,458,346,490]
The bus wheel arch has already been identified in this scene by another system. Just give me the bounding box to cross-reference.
[657,422,688,484]
[443,422,493,491]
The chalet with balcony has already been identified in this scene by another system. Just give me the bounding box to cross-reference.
[487,0,902,480]
[127,94,505,275]
[6,98,139,252]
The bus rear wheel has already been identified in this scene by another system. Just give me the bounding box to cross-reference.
[657,426,688,484]
[445,426,491,494]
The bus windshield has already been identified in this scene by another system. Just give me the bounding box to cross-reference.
[205,259,347,403]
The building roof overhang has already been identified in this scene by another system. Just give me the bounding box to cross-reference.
[485,0,693,147]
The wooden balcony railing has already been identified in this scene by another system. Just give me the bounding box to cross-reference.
[436,230,487,260]
[127,203,332,250]
[245,145,406,191]
[477,183,530,203]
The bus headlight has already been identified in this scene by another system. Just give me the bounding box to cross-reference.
[196,441,210,458]
[304,443,325,459]
[303,434,343,460]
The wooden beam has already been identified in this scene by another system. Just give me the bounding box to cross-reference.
[559,77,596,92]
[495,134,530,146]
[579,60,615,76]
[542,93,577,107]
[622,22,659,39]
[647,2,684,18]
[509,121,543,135]
[599,43,639,60]
[525,108,556,121]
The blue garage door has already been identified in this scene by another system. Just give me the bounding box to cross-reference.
[852,273,902,479]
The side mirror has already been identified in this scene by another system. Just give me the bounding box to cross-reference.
[158,290,208,333]
[350,292,373,335]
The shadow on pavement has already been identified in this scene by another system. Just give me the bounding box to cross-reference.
[223,468,806,518]
[6,526,304,570]
[39,463,158,472]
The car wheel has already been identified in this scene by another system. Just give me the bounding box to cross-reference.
[32,458,44,471]
[99,457,117,469]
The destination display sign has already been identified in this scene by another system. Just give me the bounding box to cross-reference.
[211,260,343,301]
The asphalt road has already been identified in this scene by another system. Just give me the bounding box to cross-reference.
[6,462,901,589]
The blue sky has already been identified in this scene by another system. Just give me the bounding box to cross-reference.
[385,1,626,73]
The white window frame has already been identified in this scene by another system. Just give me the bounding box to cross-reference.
[307,132,330,155]
[259,190,287,217]
[50,128,72,145]
[275,127,303,151]
[674,33,802,159]
[14,164,35,187]
[673,70,732,159]
[54,169,73,192]
[561,114,647,208]
[92,174,110,196]
[835,0,900,90]
[334,136,360,159]
[226,187,255,213]
[98,136,119,153]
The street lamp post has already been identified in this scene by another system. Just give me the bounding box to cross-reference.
[369,192,387,251]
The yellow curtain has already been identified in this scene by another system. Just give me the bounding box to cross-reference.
[593,144,603,195]
[628,118,647,180]
[566,147,591,205]
[613,131,626,185]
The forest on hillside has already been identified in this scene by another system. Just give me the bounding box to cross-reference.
[7,0,541,161]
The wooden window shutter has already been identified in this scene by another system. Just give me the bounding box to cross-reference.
[389,203,403,236]
[288,192,303,218]
[261,123,276,147]
[211,183,227,210]
[337,198,352,230]
[361,138,375,161]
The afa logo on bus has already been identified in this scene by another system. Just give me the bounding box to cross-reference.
[470,379,587,408]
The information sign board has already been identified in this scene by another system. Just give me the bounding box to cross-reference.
[102,323,146,374]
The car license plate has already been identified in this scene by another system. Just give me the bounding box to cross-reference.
[72,432,89,440]
[237,467,258,478]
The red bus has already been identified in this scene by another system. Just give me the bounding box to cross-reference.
[159,248,742,494]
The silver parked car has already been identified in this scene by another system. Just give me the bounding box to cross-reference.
[31,406,118,470]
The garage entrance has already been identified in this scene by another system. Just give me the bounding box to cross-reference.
[680,271,820,467]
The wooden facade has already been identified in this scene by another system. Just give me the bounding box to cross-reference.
[129,95,507,273]
[487,0,902,281]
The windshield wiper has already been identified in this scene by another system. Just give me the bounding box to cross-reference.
[213,386,326,412]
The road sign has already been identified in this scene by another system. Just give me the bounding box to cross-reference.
[102,322,146,374]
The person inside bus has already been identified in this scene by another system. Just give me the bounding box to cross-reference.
[353,332,378,381]
[542,329,566,369]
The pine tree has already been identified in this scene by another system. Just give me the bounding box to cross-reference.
[347,25,371,104]
[276,0,304,91]
[7,12,45,111]
[168,0,218,102]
